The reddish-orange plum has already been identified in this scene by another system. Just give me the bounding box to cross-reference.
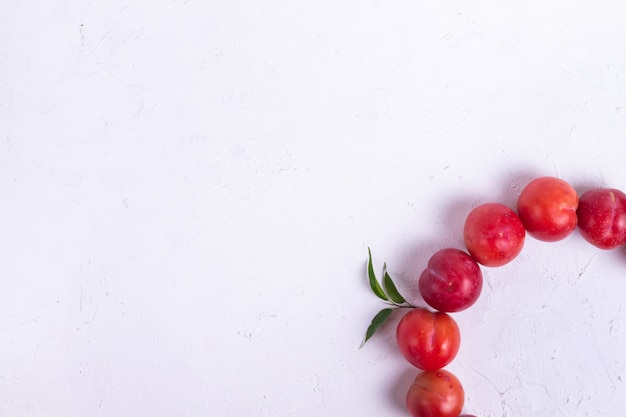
[463,203,525,267]
[406,369,464,417]
[517,176,578,242]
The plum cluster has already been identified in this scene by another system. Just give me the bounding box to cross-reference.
[367,176,626,417]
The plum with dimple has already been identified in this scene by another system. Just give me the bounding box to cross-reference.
[396,308,460,371]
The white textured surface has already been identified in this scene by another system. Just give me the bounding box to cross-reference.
[2,2,626,416]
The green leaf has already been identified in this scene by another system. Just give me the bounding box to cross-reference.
[360,308,394,348]
[367,248,388,301]
[383,265,407,304]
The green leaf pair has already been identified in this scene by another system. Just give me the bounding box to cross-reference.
[361,248,415,348]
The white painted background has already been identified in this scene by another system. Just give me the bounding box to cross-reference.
[2,1,626,416]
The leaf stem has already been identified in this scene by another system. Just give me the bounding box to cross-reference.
[387,303,416,309]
